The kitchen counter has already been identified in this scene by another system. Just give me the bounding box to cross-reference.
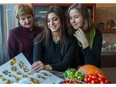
[101,67,116,83]
[101,49,116,67]
[101,52,116,56]
[101,49,116,56]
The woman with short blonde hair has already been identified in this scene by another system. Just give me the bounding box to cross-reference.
[15,4,34,19]
[6,4,43,64]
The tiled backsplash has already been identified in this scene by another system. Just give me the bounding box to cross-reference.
[102,33,116,45]
[101,33,116,52]
[96,7,116,26]
[96,6,116,45]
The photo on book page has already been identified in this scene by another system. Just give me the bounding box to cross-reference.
[0,53,63,84]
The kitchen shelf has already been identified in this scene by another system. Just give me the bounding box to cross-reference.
[100,29,116,33]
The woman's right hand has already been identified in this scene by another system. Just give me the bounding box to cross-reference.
[31,61,44,72]
[74,28,89,49]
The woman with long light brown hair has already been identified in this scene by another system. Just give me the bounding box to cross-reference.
[67,4,102,68]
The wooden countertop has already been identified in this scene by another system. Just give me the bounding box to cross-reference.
[101,67,116,83]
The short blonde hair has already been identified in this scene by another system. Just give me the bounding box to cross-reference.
[15,4,34,19]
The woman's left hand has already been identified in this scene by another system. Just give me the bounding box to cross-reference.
[74,28,89,49]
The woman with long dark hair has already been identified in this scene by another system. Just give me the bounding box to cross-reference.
[31,6,77,71]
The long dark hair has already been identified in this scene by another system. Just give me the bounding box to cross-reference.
[67,4,94,35]
[35,6,68,47]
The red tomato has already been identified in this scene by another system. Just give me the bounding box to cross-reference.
[104,79,110,84]
[95,73,98,76]
[97,73,101,76]
[95,79,99,83]
[87,77,92,82]
[91,80,96,84]
[91,75,97,79]
[98,77,103,82]
[85,74,89,78]
[100,80,105,84]
[84,77,88,83]
[97,73,105,78]
[88,74,93,78]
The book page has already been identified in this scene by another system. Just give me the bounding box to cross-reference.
[0,53,63,84]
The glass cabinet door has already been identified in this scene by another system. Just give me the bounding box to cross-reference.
[34,6,50,26]
[33,5,69,27]
[33,4,96,26]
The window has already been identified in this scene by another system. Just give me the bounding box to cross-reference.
[0,4,18,65]
[0,5,5,65]
[5,4,18,40]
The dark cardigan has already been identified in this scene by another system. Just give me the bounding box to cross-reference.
[74,29,102,68]
[6,25,43,64]
[33,35,77,71]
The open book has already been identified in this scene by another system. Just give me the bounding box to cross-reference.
[0,53,63,84]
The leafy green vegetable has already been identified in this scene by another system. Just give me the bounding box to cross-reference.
[75,72,85,81]
[63,68,76,79]
[64,68,85,81]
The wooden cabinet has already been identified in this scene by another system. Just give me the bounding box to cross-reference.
[31,3,96,27]
[101,52,116,67]
[32,3,70,26]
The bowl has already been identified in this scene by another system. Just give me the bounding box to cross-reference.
[60,80,83,84]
